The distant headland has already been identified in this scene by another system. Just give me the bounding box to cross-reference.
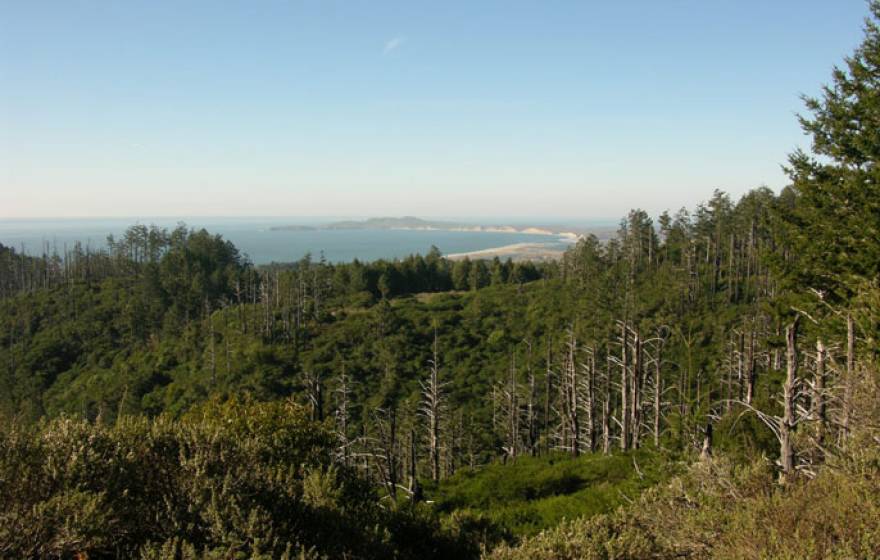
[269,216,586,238]
[269,217,616,261]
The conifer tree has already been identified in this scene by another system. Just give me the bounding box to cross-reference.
[785,1,880,301]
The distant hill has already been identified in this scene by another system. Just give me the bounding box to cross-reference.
[269,216,580,237]
[323,216,462,230]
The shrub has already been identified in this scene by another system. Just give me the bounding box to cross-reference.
[0,398,470,559]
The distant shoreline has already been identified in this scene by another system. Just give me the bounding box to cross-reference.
[446,238,575,262]
[1,216,608,264]
[269,217,586,241]
[266,216,589,262]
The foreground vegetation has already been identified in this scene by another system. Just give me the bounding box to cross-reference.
[427,450,676,537]
[0,398,481,559]
[489,420,880,559]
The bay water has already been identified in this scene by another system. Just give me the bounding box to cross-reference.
[0,217,570,265]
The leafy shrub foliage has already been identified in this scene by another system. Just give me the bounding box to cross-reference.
[487,450,880,560]
[0,398,473,559]
[428,450,675,537]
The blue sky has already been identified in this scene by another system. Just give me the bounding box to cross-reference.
[0,1,870,219]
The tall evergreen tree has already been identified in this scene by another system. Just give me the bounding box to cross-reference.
[784,1,880,301]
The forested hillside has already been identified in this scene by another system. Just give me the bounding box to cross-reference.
[0,186,790,463]
[3,4,880,560]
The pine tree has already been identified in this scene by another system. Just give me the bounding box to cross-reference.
[784,2,880,301]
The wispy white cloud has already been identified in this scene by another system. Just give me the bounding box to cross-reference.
[383,36,405,55]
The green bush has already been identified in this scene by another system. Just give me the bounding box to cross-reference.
[429,450,675,537]
[486,451,880,560]
[0,398,472,559]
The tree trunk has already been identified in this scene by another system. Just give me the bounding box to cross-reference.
[544,341,553,454]
[780,318,799,481]
[207,301,216,386]
[422,332,444,482]
[620,322,630,450]
[630,330,642,449]
[602,393,611,455]
[814,339,827,448]
[737,331,745,402]
[745,330,756,405]
[653,340,662,447]
[587,351,596,452]
[568,333,579,456]
[409,428,422,504]
[843,314,855,439]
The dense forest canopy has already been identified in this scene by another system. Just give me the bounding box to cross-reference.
[4,3,880,559]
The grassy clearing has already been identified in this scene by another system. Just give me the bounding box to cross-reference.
[427,449,677,537]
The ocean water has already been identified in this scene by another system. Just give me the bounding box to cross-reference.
[0,218,570,265]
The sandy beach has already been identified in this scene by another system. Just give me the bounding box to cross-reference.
[446,241,567,262]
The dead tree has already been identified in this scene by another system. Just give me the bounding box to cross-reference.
[630,329,643,449]
[578,346,597,453]
[544,340,554,453]
[737,331,745,402]
[420,330,447,482]
[737,317,809,481]
[524,340,538,455]
[772,319,783,371]
[552,328,581,456]
[651,332,666,447]
[498,354,522,460]
[527,364,538,455]
[780,318,800,479]
[724,335,735,414]
[305,370,324,422]
[843,314,855,440]
[602,367,612,455]
[334,365,353,466]
[566,330,580,456]
[619,321,630,450]
[813,338,827,448]
[552,352,569,453]
[261,272,271,338]
[371,407,400,500]
[745,329,757,405]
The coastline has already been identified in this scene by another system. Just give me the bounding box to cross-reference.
[446,241,568,262]
[444,229,582,262]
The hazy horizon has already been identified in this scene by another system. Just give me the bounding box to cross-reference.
[0,214,602,264]
[0,215,621,226]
